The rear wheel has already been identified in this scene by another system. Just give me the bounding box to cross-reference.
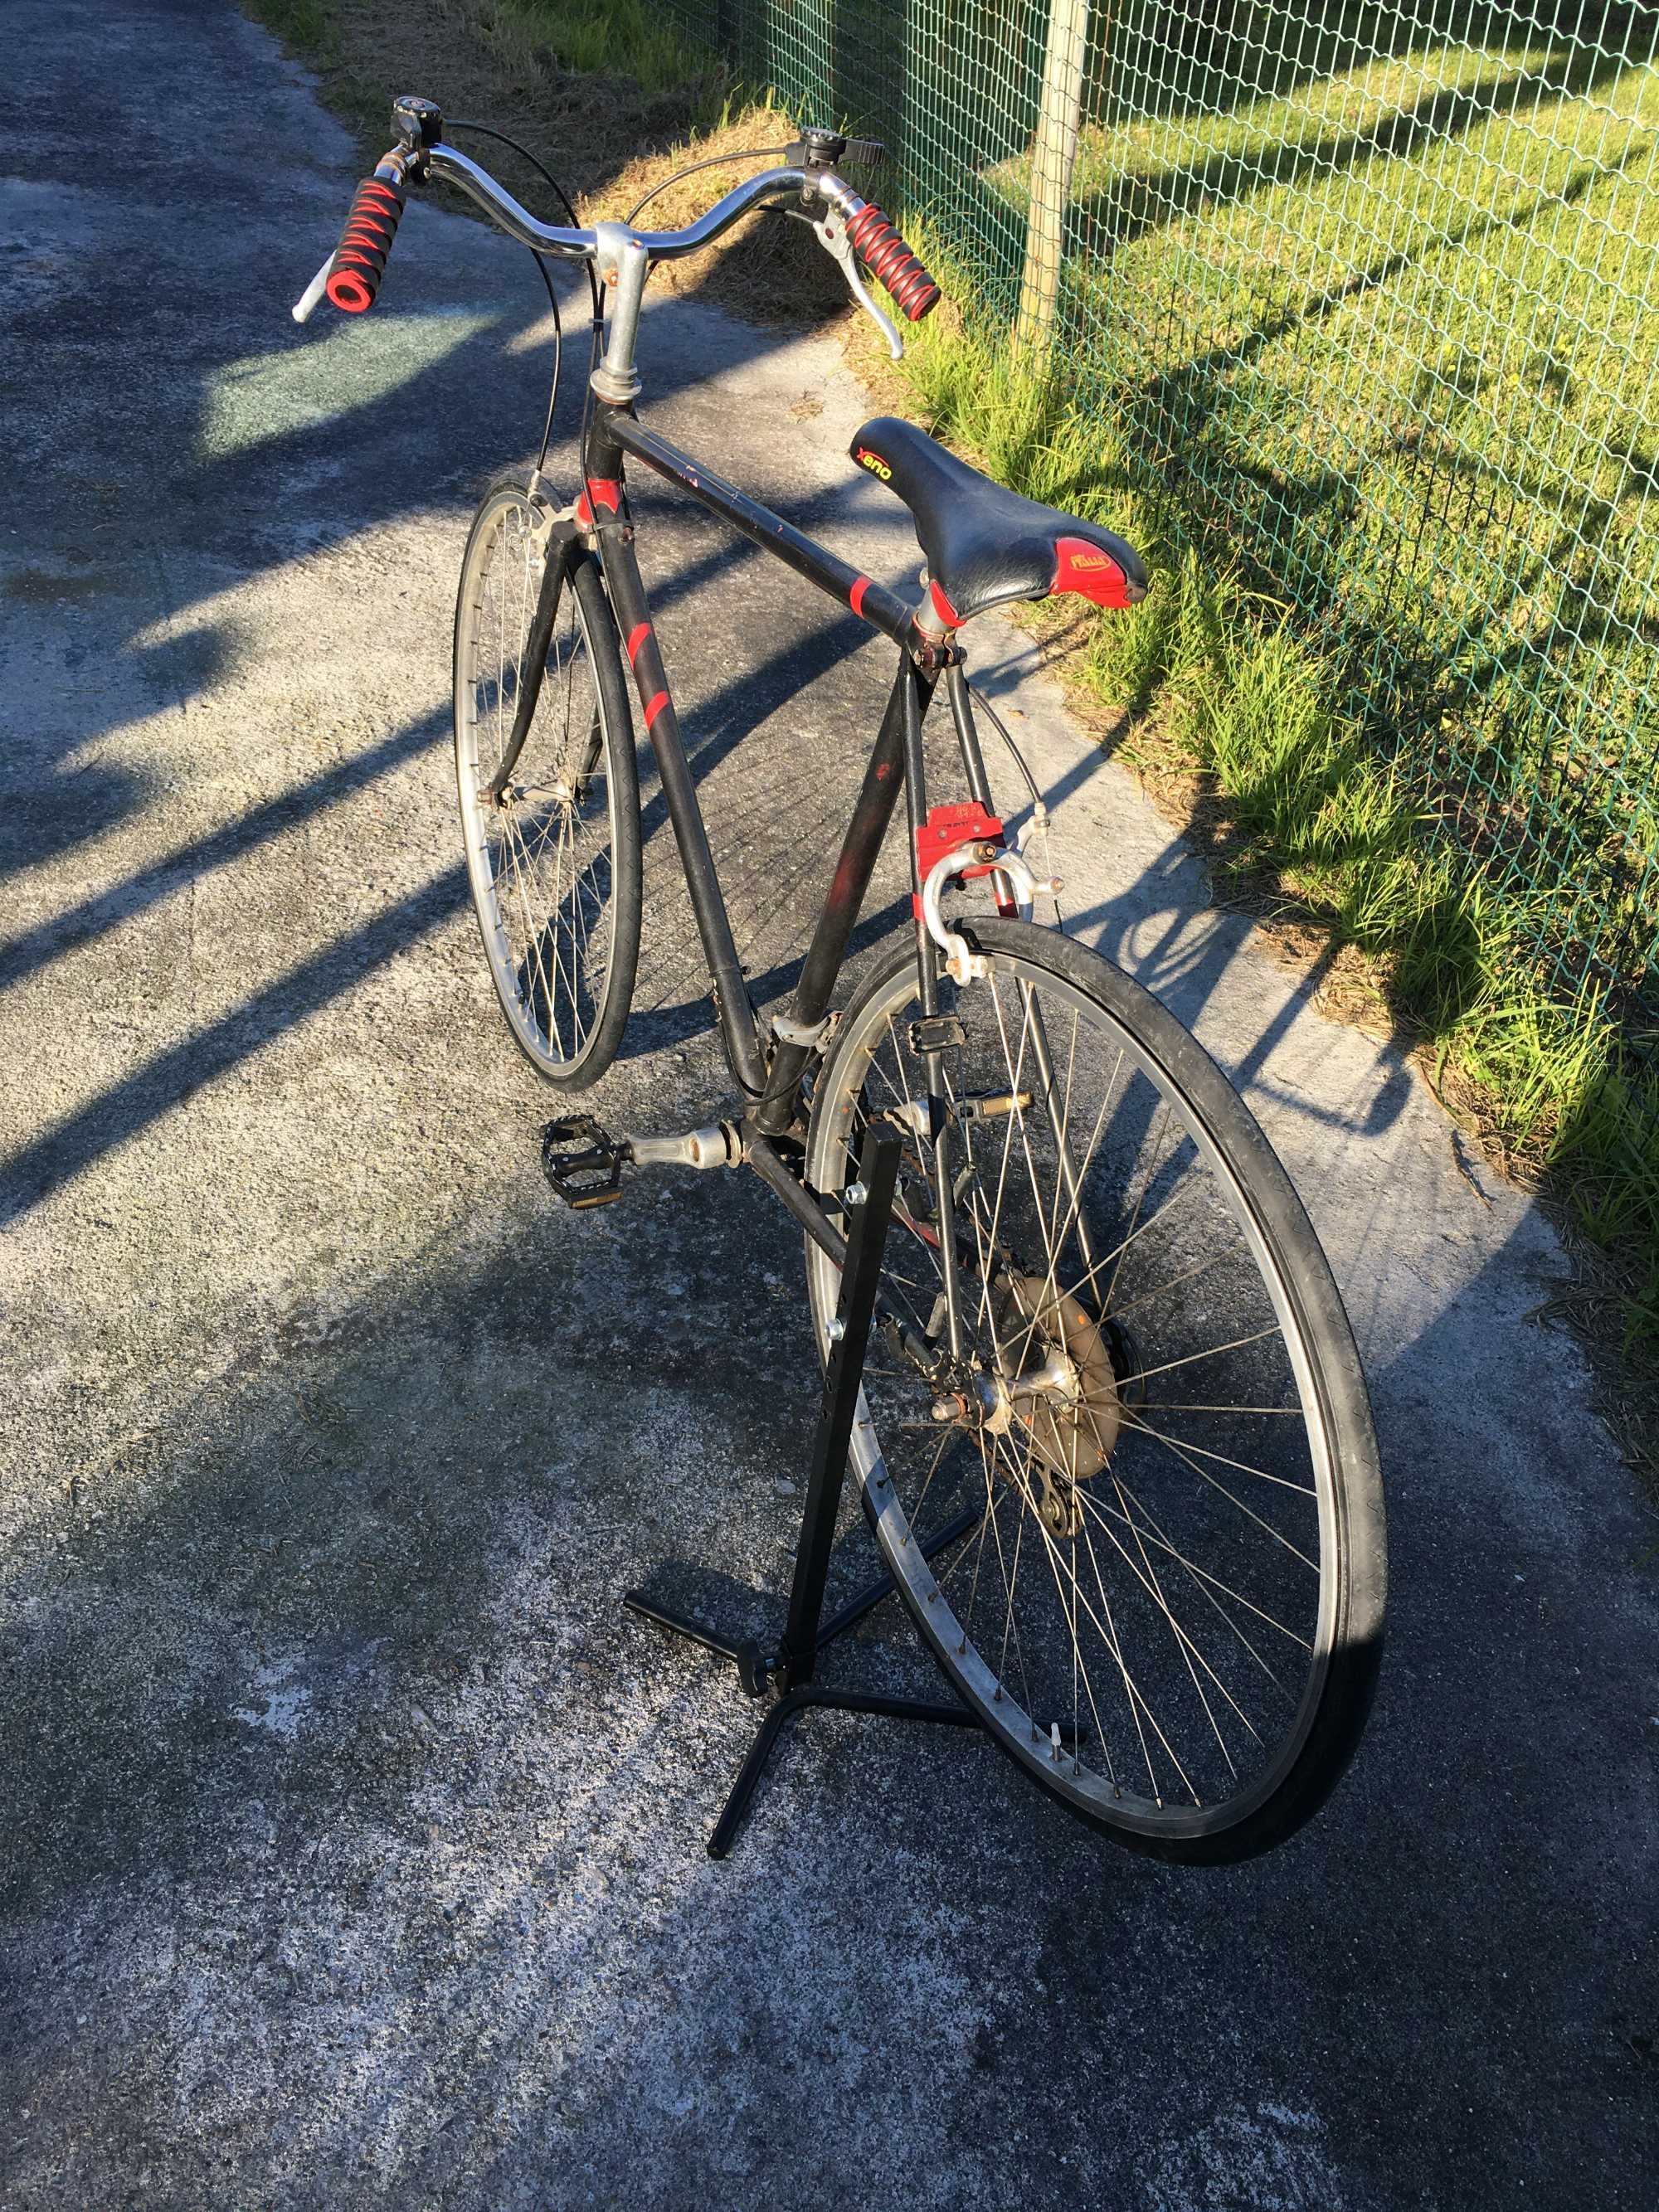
[805,921,1385,1861]
[454,471,640,1086]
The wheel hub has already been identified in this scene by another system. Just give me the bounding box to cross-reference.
[990,1272,1121,1539]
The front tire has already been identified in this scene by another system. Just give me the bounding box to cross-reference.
[454,471,641,1087]
[805,921,1386,1862]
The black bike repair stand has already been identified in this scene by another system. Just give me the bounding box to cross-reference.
[622,1127,983,1859]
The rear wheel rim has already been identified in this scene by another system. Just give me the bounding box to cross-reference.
[455,496,624,1079]
[806,939,1354,1848]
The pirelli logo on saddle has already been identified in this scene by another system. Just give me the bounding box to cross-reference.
[854,445,893,481]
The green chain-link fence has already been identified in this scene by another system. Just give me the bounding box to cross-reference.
[668,0,1659,1032]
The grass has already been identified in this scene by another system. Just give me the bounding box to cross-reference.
[883,270,1659,1388]
[667,4,1658,1004]
[504,0,714,97]
[254,0,715,93]
[244,0,729,193]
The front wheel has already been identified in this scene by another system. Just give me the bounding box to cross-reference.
[454,471,641,1087]
[805,921,1386,1862]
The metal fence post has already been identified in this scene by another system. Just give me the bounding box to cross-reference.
[1015,0,1092,354]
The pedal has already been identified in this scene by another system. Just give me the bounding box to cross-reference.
[540,1116,625,1209]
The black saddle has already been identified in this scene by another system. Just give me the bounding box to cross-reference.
[850,416,1146,627]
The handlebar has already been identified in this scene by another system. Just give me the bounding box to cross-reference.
[843,203,940,322]
[293,115,942,347]
[324,167,406,313]
[428,142,812,264]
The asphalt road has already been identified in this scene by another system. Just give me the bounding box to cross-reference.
[2,3,1655,2206]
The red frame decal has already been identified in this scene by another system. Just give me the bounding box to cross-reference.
[575,478,623,531]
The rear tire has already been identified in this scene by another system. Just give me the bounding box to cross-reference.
[454,471,641,1087]
[805,921,1385,1862]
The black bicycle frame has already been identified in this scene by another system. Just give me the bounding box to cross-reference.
[581,400,961,1150]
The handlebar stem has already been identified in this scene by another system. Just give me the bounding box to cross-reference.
[422,142,868,406]
[590,223,650,404]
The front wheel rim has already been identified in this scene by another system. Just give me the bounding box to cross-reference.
[455,497,624,1079]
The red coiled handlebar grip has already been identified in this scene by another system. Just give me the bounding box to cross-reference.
[325,173,406,314]
[844,202,941,322]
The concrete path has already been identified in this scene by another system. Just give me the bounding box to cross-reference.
[2,3,1654,2205]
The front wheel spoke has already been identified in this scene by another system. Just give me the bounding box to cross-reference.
[500,813,555,1032]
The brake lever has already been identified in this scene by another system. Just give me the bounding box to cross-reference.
[812,210,903,362]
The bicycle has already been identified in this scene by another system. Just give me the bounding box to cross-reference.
[294,96,1386,1863]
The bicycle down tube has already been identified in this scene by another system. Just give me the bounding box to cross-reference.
[582,403,944,1143]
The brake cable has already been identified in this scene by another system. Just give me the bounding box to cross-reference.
[624,148,795,227]
[446,119,598,474]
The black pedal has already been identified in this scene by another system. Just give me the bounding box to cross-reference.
[541,1116,625,1209]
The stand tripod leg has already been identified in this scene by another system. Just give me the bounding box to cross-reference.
[708,1685,985,1860]
[621,1128,989,1858]
[620,1592,770,1697]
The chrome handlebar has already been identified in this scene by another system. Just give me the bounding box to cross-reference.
[294,147,849,312]
[292,139,907,367]
[427,143,845,261]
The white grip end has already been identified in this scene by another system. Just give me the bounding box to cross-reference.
[292,251,336,324]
